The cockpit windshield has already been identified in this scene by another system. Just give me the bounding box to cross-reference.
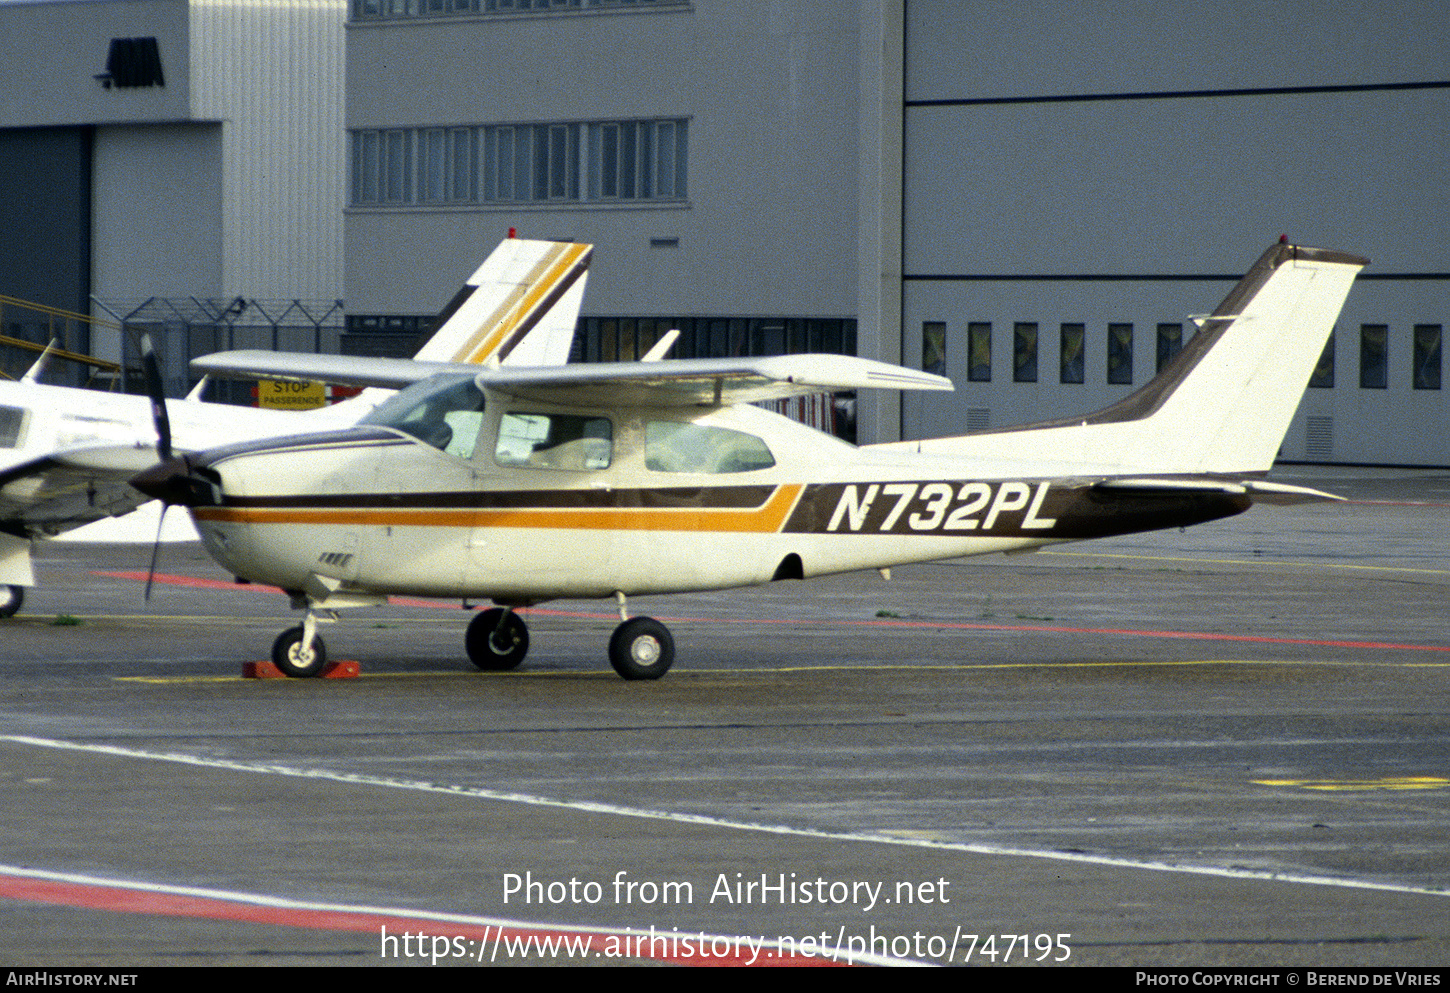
[360,374,486,458]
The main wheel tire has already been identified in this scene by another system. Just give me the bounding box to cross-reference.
[466,607,529,671]
[0,585,22,619]
[608,617,674,680]
[272,625,327,677]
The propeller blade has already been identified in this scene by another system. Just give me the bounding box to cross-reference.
[144,504,167,602]
[139,334,173,463]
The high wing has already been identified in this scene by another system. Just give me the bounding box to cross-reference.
[189,351,955,405]
[0,444,160,534]
[473,353,953,407]
[188,352,467,390]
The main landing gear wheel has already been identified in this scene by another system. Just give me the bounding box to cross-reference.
[0,585,22,618]
[609,617,674,681]
[466,607,529,671]
[272,625,328,677]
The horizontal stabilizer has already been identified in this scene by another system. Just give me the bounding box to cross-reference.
[1094,477,1343,504]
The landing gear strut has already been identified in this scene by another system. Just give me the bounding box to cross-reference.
[0,585,22,618]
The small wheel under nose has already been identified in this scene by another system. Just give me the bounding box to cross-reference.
[0,585,22,618]
[608,616,674,680]
[272,625,327,677]
[466,607,529,671]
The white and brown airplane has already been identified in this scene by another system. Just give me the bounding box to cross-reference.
[132,240,1366,681]
[0,235,590,616]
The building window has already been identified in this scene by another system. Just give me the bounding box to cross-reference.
[580,317,854,364]
[1059,323,1084,384]
[922,322,946,377]
[1360,324,1388,389]
[351,119,687,207]
[1156,323,1183,373]
[967,323,991,382]
[1414,325,1442,390]
[1013,322,1037,383]
[1107,323,1133,385]
[1309,334,1335,388]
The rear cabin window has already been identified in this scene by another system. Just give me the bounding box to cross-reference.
[495,412,613,471]
[645,421,775,474]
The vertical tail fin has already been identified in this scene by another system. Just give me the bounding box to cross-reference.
[411,239,592,367]
[1118,242,1367,473]
[913,241,1367,475]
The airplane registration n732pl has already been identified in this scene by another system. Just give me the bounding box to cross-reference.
[133,240,1367,681]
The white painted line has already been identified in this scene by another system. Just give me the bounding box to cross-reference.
[0,862,917,967]
[6,734,1446,900]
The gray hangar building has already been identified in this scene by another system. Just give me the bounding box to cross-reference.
[2,0,1446,464]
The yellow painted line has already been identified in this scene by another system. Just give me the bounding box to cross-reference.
[766,659,1450,671]
[114,657,1450,685]
[1041,549,1450,576]
[1253,777,1449,792]
[116,670,618,684]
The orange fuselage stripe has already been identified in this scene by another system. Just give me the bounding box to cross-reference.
[193,484,804,534]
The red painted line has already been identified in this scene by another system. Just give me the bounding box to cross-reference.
[0,870,842,966]
[95,571,286,594]
[833,616,1450,654]
[96,572,1448,654]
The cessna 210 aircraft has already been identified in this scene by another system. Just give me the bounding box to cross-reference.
[131,239,1366,681]
[0,235,591,616]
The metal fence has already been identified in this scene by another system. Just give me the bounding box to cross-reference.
[93,297,348,404]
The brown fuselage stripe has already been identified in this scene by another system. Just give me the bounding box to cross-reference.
[217,485,779,510]
[194,484,804,533]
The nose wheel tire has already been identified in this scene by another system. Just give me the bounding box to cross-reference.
[0,585,22,618]
[272,625,328,677]
[466,607,529,671]
[608,617,674,680]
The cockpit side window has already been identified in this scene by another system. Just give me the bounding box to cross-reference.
[495,412,613,471]
[645,421,775,473]
[0,405,26,448]
[360,375,485,458]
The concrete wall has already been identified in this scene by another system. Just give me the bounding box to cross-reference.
[91,123,223,302]
[900,0,1450,464]
[345,2,861,321]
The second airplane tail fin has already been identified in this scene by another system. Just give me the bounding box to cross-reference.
[412,238,592,367]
